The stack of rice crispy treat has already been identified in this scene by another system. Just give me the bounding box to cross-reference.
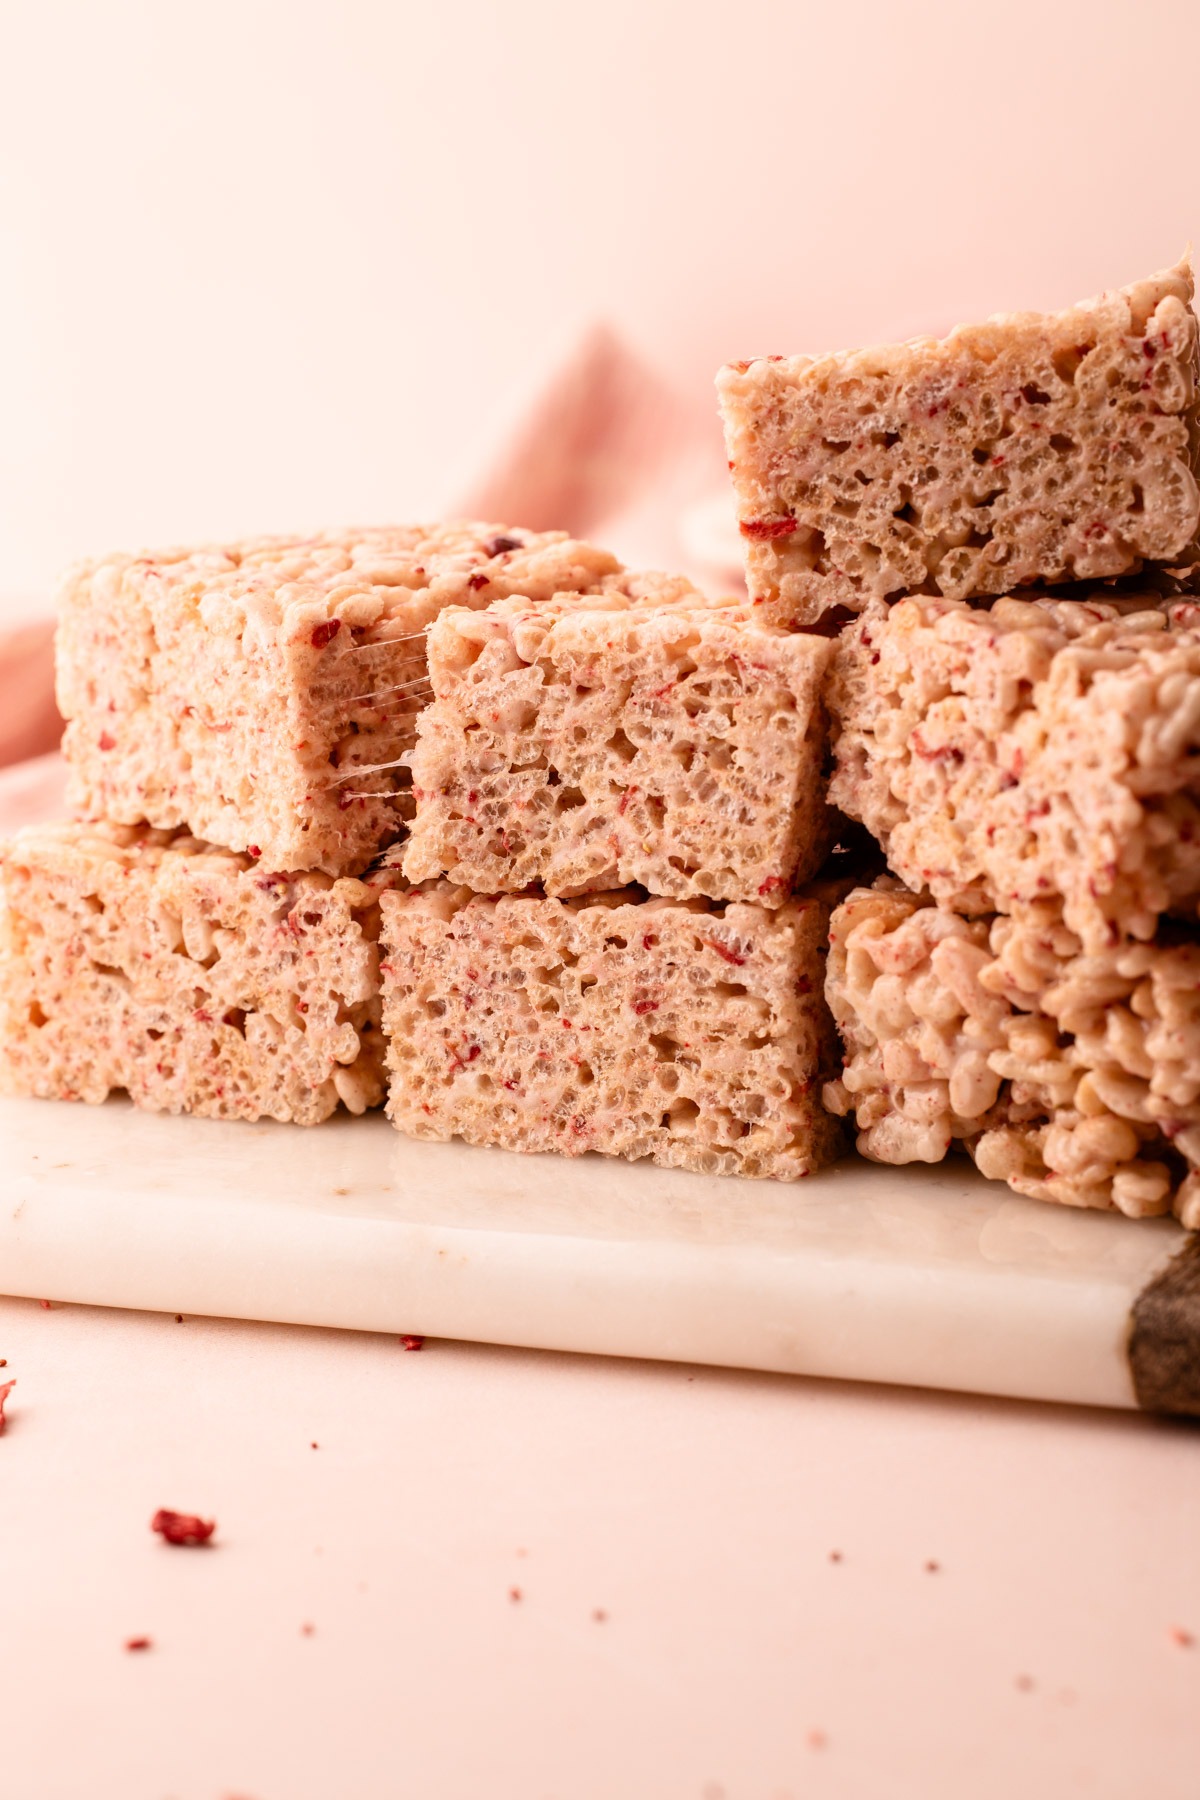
[0,525,845,1179]
[5,257,1200,1230]
[720,259,1200,1226]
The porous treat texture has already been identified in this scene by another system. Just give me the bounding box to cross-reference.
[379,882,847,1180]
[718,262,1200,627]
[0,822,404,1124]
[828,592,1200,952]
[56,524,627,876]
[824,882,1200,1227]
[403,597,834,905]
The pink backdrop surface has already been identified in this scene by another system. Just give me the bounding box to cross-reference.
[1,1296,1197,1800]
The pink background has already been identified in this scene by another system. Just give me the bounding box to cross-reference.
[2,3,1200,1793]
[1,1296,1198,1800]
[3,0,1200,618]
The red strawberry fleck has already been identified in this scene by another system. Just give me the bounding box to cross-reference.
[708,939,746,966]
[246,845,261,859]
[1169,1624,1195,1648]
[468,573,490,590]
[740,516,798,540]
[400,1335,425,1352]
[124,1636,153,1652]
[98,732,116,751]
[508,1586,523,1603]
[757,876,787,898]
[310,619,342,649]
[633,999,658,1015]
[151,1508,216,1547]
[487,535,523,556]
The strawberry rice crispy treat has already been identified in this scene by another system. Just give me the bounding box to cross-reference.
[824,881,1200,1227]
[0,821,404,1124]
[718,261,1200,628]
[56,525,629,876]
[379,879,849,1180]
[402,594,834,905]
[828,591,1200,952]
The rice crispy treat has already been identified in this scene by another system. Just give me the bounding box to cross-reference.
[824,881,1200,1228]
[718,261,1200,628]
[56,524,635,876]
[0,821,404,1124]
[379,879,849,1180]
[828,591,1200,952]
[402,595,834,905]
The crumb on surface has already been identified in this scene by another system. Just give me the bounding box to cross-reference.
[151,1508,216,1547]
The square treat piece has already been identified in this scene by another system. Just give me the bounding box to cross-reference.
[824,881,1200,1227]
[379,882,847,1180]
[0,822,404,1124]
[718,261,1200,627]
[828,592,1200,951]
[56,525,627,875]
[403,597,834,905]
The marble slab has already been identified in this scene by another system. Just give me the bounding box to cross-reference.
[0,1094,1185,1411]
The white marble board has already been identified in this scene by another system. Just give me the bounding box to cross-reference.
[0,1095,1185,1412]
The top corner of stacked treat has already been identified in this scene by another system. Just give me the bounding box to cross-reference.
[717,257,1200,1226]
[9,254,1200,1217]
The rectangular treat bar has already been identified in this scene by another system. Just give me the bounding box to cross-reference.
[828,592,1200,952]
[0,822,404,1124]
[402,596,834,905]
[718,261,1200,628]
[56,524,629,876]
[824,881,1200,1228]
[379,881,848,1180]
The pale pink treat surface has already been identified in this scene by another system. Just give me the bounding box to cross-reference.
[0,822,404,1125]
[828,591,1200,952]
[56,524,623,876]
[824,881,1200,1228]
[403,594,834,906]
[718,261,1200,628]
[379,880,849,1181]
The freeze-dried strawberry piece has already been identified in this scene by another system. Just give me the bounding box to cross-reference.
[310,618,342,650]
[151,1507,216,1547]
